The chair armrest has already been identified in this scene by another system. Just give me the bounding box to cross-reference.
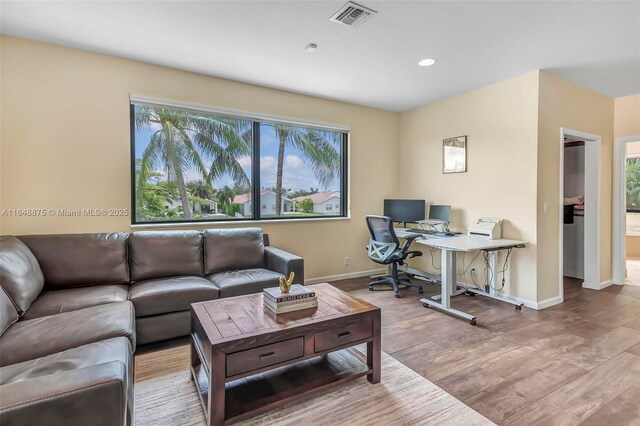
[264,246,304,284]
[0,361,131,426]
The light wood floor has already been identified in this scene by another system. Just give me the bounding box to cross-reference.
[329,277,640,425]
[626,257,640,286]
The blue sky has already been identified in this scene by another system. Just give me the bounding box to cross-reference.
[134,109,341,193]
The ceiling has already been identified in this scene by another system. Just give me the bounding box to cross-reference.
[1,1,639,112]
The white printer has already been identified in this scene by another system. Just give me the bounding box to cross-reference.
[468,217,503,239]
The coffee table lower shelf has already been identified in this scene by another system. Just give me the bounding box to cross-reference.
[191,348,371,424]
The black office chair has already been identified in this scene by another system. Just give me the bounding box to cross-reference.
[365,215,424,298]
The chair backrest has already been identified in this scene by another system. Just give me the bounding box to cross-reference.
[366,215,399,246]
[365,215,400,263]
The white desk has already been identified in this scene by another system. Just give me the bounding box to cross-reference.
[415,235,527,325]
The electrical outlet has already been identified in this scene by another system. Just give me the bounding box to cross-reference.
[344,257,350,266]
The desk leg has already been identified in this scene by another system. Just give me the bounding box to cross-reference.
[420,249,477,325]
[441,249,454,309]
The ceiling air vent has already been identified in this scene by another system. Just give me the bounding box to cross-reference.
[330,2,377,28]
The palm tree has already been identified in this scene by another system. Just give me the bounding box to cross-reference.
[135,106,251,219]
[187,180,216,200]
[273,125,341,216]
[216,186,235,214]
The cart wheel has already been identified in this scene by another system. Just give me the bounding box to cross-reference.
[470,319,477,326]
[515,305,522,311]
[394,293,400,298]
[368,287,373,291]
[465,290,476,296]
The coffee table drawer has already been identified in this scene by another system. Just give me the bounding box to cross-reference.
[314,319,373,353]
[226,337,304,377]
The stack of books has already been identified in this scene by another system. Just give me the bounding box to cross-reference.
[263,284,317,314]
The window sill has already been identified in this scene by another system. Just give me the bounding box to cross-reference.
[130,215,351,229]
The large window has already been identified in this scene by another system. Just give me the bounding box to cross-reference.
[131,100,348,224]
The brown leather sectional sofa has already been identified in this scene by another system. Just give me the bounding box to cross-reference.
[0,227,303,426]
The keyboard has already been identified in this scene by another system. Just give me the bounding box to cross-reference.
[407,228,457,237]
[407,228,437,235]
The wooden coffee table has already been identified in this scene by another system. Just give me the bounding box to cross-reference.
[190,283,381,425]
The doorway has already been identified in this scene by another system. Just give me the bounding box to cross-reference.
[612,135,640,285]
[559,128,601,296]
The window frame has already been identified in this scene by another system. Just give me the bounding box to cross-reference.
[129,96,350,226]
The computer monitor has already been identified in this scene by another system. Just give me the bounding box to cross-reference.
[428,205,451,222]
[383,199,425,223]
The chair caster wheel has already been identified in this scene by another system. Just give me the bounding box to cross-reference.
[470,319,477,326]
[515,305,522,311]
[422,303,429,308]
[394,293,400,298]
[418,288,424,294]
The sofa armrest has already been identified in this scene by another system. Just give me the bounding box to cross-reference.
[264,246,304,285]
[0,361,131,426]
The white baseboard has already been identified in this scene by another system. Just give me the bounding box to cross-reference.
[598,279,613,289]
[582,279,613,290]
[305,269,386,285]
[305,269,569,311]
[534,295,564,310]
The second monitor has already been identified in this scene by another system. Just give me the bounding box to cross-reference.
[428,205,451,223]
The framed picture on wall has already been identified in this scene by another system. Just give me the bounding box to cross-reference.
[443,135,467,174]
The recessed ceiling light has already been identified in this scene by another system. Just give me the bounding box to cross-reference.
[305,43,318,52]
[418,58,437,67]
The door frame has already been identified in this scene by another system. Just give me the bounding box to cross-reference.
[559,128,602,296]
[612,135,640,284]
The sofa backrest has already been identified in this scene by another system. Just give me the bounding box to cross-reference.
[129,231,204,281]
[0,236,44,315]
[18,233,130,289]
[203,228,265,275]
[0,288,19,336]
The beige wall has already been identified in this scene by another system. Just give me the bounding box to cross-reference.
[0,36,401,281]
[537,71,614,300]
[2,35,631,307]
[398,72,540,303]
[615,94,640,138]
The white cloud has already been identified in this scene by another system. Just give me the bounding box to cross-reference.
[237,155,252,169]
[285,155,304,169]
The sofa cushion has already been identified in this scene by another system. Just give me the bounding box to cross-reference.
[207,268,282,298]
[136,311,191,346]
[203,228,265,274]
[129,276,219,317]
[22,285,130,320]
[0,301,135,367]
[0,289,18,337]
[130,231,204,281]
[0,337,133,426]
[0,336,132,385]
[0,236,45,315]
[18,233,129,289]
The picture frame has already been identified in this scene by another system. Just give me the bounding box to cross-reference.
[443,135,467,174]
